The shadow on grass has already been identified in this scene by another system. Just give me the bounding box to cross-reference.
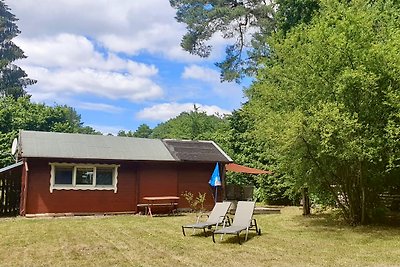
[137,210,188,217]
[214,232,261,245]
[296,210,346,227]
[182,227,261,243]
[291,209,400,238]
[181,227,215,237]
[151,213,186,217]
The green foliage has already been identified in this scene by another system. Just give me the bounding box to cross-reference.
[117,130,135,137]
[0,130,16,167]
[118,124,153,138]
[181,191,206,212]
[170,0,319,82]
[169,0,273,82]
[151,106,233,164]
[246,0,400,224]
[0,1,36,98]
[0,96,99,167]
[227,107,271,184]
[151,105,230,142]
[275,0,320,35]
[226,107,296,204]
[134,124,153,138]
[256,173,299,205]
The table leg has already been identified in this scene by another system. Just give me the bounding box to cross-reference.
[170,202,178,216]
[148,202,153,217]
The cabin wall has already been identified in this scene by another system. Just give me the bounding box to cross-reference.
[177,162,220,210]
[138,162,178,199]
[24,159,223,215]
[25,158,137,214]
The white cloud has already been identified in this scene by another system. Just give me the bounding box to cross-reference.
[9,0,231,63]
[87,124,125,136]
[182,65,220,83]
[15,34,163,102]
[136,102,231,121]
[77,102,124,114]
[7,0,239,105]
[24,65,163,103]
[6,0,244,130]
[15,34,158,75]
[182,64,245,104]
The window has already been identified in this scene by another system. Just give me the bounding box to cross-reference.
[76,168,94,185]
[50,163,119,193]
[54,167,73,185]
[96,168,113,185]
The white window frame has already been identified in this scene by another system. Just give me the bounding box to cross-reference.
[49,163,119,193]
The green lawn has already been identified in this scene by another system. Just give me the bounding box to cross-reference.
[1,207,399,267]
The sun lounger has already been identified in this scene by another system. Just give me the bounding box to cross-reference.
[182,202,231,236]
[212,201,261,244]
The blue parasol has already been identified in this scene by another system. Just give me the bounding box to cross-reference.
[209,163,222,203]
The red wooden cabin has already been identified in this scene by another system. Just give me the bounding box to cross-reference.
[4,130,232,216]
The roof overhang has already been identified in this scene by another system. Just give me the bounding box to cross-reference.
[0,161,23,173]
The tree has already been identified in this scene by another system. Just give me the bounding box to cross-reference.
[0,0,36,98]
[118,124,153,138]
[0,96,99,167]
[117,130,135,137]
[134,124,153,138]
[227,106,296,204]
[150,106,231,153]
[275,0,320,35]
[151,106,229,141]
[169,0,319,82]
[247,0,400,224]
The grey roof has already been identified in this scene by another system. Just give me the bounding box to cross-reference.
[19,131,175,161]
[163,140,232,163]
[0,161,23,173]
[18,131,232,163]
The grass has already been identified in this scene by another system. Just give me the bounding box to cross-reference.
[1,207,400,267]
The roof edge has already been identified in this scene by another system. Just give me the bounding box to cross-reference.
[210,141,233,163]
[0,161,23,173]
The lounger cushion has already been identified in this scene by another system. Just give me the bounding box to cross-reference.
[183,222,218,229]
[213,225,247,235]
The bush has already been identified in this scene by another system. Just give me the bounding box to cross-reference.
[181,191,206,213]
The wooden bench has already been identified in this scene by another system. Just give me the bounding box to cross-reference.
[139,196,180,217]
[137,203,179,216]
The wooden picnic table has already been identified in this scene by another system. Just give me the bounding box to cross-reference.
[139,196,180,217]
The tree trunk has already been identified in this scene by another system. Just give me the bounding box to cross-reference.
[360,161,366,225]
[302,187,311,215]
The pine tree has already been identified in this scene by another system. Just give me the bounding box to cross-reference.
[0,0,36,98]
[170,0,319,82]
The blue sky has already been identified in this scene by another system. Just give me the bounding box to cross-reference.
[8,0,248,135]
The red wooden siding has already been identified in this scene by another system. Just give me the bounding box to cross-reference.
[25,159,137,214]
[138,162,178,199]
[23,159,223,215]
[177,162,218,210]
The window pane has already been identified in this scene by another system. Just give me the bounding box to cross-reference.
[55,167,73,185]
[96,168,113,186]
[76,168,94,185]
